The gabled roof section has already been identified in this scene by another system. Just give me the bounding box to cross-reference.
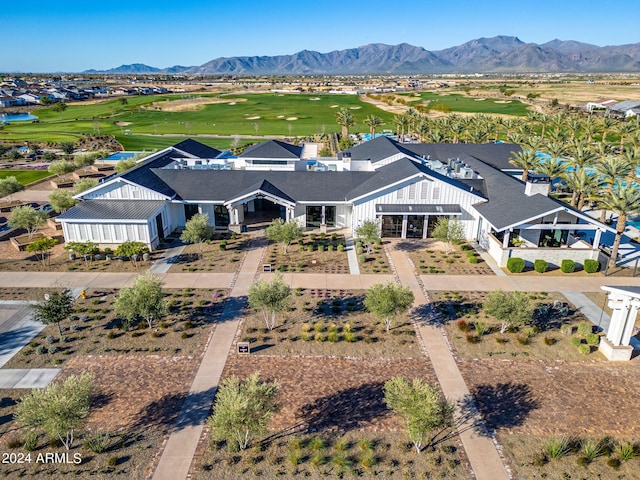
[239,140,303,159]
[342,136,417,163]
[57,200,165,221]
[172,138,223,158]
[226,179,296,205]
[119,150,186,198]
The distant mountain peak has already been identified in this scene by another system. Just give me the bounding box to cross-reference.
[84,37,640,74]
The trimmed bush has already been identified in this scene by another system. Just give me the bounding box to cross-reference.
[577,322,592,337]
[578,344,591,355]
[337,244,345,252]
[358,254,366,263]
[534,259,548,273]
[586,333,600,345]
[584,259,599,274]
[506,257,525,273]
[560,324,576,336]
[317,244,324,252]
[468,256,479,264]
[560,259,575,273]
[571,336,583,347]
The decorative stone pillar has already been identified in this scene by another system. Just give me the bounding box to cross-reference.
[599,286,640,361]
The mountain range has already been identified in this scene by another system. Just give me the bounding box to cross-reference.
[84,36,640,75]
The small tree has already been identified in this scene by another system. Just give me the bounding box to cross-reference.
[0,176,24,203]
[364,282,414,332]
[248,273,291,331]
[30,287,75,339]
[59,142,76,157]
[15,372,93,450]
[483,290,534,334]
[8,205,48,239]
[114,241,148,258]
[432,217,465,254]
[48,189,77,213]
[74,153,97,173]
[207,372,279,451]
[115,158,137,174]
[73,178,98,195]
[265,218,303,254]
[180,213,211,258]
[48,160,76,181]
[384,376,454,453]
[355,219,381,254]
[114,271,167,329]
[26,237,58,267]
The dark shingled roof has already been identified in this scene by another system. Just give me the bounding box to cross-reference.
[405,143,522,171]
[375,204,462,214]
[172,138,223,158]
[118,150,187,198]
[57,200,165,221]
[239,140,303,159]
[342,136,417,163]
[150,169,375,203]
[228,179,296,204]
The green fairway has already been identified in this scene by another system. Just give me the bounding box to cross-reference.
[401,92,530,116]
[0,170,52,185]
[117,135,256,151]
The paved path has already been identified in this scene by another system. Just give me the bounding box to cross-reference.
[389,246,510,480]
[149,238,187,274]
[0,368,61,388]
[0,303,47,368]
[152,238,267,480]
[345,235,360,274]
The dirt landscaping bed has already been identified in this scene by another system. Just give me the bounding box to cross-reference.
[0,354,198,479]
[167,233,250,273]
[265,233,352,274]
[192,355,470,479]
[404,240,494,275]
[3,287,229,369]
[0,287,57,301]
[239,289,422,358]
[431,291,606,362]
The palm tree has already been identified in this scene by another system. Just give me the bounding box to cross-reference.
[595,155,632,221]
[617,122,638,152]
[600,117,617,145]
[509,149,539,181]
[364,114,383,139]
[621,147,639,182]
[582,116,600,143]
[599,182,640,269]
[563,169,601,210]
[335,108,355,138]
[394,114,410,142]
[566,140,596,174]
[537,157,566,187]
[416,120,431,143]
[537,113,551,140]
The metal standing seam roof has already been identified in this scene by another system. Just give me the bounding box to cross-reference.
[239,140,303,159]
[56,200,166,221]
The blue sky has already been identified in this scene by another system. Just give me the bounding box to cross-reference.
[4,0,639,72]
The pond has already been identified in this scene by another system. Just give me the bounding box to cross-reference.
[0,113,38,122]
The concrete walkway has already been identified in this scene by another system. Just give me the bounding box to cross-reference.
[149,238,187,274]
[152,238,267,480]
[0,368,61,388]
[0,303,47,368]
[345,235,360,274]
[388,246,510,480]
[562,291,611,332]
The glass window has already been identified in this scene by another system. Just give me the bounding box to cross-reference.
[214,205,230,226]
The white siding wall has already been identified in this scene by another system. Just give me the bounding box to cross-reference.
[199,204,216,226]
[82,181,167,201]
[168,203,186,231]
[352,177,483,239]
[63,221,151,245]
[336,205,350,228]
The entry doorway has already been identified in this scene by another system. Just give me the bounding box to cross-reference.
[381,215,403,237]
[407,215,424,238]
[155,213,164,241]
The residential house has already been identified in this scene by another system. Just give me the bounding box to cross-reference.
[57,137,615,268]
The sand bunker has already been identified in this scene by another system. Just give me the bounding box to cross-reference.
[277,115,285,118]
[286,117,298,121]
[349,106,361,110]
[246,115,261,120]
[309,97,321,101]
[494,100,512,104]
[474,98,487,101]
[115,121,132,126]
[330,105,339,108]
[156,97,246,112]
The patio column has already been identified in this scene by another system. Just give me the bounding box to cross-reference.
[321,205,326,225]
[593,229,602,249]
[401,215,408,239]
[502,230,511,249]
[422,215,428,239]
[599,286,640,361]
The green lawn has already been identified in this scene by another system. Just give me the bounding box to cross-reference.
[401,92,531,116]
[0,170,52,185]
[117,134,256,151]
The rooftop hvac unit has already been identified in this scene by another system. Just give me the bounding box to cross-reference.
[454,161,462,174]
[315,165,328,172]
[460,166,474,179]
[447,158,456,167]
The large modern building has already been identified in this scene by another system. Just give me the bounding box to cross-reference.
[57,137,614,268]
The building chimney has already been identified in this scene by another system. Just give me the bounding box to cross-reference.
[524,173,551,196]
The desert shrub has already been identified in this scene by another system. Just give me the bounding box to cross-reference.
[344,332,356,342]
[534,259,548,273]
[578,344,591,355]
[47,345,58,354]
[616,442,639,461]
[314,323,324,333]
[84,431,110,453]
[560,324,576,336]
[456,319,470,332]
[46,335,56,345]
[358,254,366,263]
[301,323,311,333]
[317,244,325,252]
[181,332,189,339]
[307,245,314,252]
[314,332,325,342]
[545,437,571,459]
[309,437,325,451]
[475,321,487,336]
[219,240,227,251]
[532,452,548,467]
[560,259,575,273]
[327,332,338,343]
[466,334,480,344]
[35,345,45,355]
[583,259,599,273]
[356,246,364,255]
[571,337,583,347]
[327,244,334,252]
[577,322,592,337]
[468,256,479,264]
[337,244,345,252]
[22,431,39,451]
[582,439,603,461]
[585,333,600,345]
[516,335,529,345]
[544,336,556,346]
[607,457,621,469]
[107,456,118,467]
[506,257,525,273]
